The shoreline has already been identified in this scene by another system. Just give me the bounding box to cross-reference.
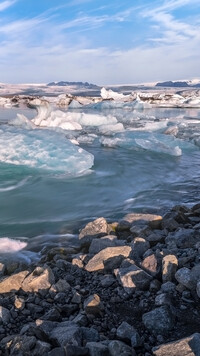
[0,204,200,355]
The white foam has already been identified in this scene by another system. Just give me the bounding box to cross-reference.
[0,237,27,253]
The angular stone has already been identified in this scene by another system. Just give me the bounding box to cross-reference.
[72,291,82,304]
[79,218,108,248]
[33,340,51,354]
[161,218,179,232]
[166,228,200,248]
[50,279,71,293]
[84,294,103,315]
[86,342,108,356]
[22,267,55,293]
[0,270,29,293]
[114,264,152,293]
[85,246,131,272]
[50,324,82,346]
[142,306,175,335]
[116,321,140,346]
[81,327,99,343]
[0,306,10,324]
[175,268,194,290]
[131,238,150,259]
[108,340,135,356]
[89,236,124,255]
[153,333,200,356]
[141,254,160,277]
[162,255,178,282]
[14,296,25,310]
[119,213,162,230]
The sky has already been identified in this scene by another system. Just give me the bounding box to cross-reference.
[0,0,200,84]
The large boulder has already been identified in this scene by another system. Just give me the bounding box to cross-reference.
[21,266,55,293]
[162,254,178,282]
[79,218,109,249]
[118,213,162,231]
[114,264,152,293]
[0,270,29,293]
[142,306,175,335]
[85,246,131,272]
[49,322,82,347]
[89,236,125,255]
[153,333,200,355]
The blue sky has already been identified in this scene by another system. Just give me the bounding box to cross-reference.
[0,0,200,84]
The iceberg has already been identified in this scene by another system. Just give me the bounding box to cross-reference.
[0,126,94,175]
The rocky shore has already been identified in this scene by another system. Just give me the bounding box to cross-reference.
[1,205,200,355]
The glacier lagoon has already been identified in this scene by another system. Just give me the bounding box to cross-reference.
[0,103,200,243]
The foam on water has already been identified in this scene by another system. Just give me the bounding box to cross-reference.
[0,126,94,174]
[0,237,27,253]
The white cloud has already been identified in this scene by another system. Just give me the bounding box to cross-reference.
[0,0,16,11]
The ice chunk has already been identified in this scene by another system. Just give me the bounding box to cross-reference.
[98,123,124,134]
[0,127,94,174]
[10,114,36,129]
[101,87,130,101]
[135,138,182,156]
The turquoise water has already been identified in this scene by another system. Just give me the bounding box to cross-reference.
[0,106,200,239]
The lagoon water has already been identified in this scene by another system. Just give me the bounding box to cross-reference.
[0,105,200,243]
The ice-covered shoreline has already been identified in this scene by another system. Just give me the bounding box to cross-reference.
[1,204,200,355]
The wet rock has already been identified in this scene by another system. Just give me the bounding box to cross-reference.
[196,281,200,298]
[63,345,89,356]
[84,294,103,315]
[22,267,55,293]
[0,270,29,293]
[115,264,152,293]
[86,341,108,356]
[141,254,160,277]
[85,246,131,272]
[79,218,109,249]
[142,306,175,335]
[153,333,200,355]
[0,306,10,324]
[162,254,178,282]
[108,340,135,356]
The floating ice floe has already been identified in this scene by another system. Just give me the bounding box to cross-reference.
[100,131,196,157]
[0,126,94,175]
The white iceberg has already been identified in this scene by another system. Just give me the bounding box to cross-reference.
[0,127,94,175]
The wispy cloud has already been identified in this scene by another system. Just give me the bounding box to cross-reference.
[0,0,16,12]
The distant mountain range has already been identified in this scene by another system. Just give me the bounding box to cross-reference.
[47,81,100,89]
[155,80,200,88]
